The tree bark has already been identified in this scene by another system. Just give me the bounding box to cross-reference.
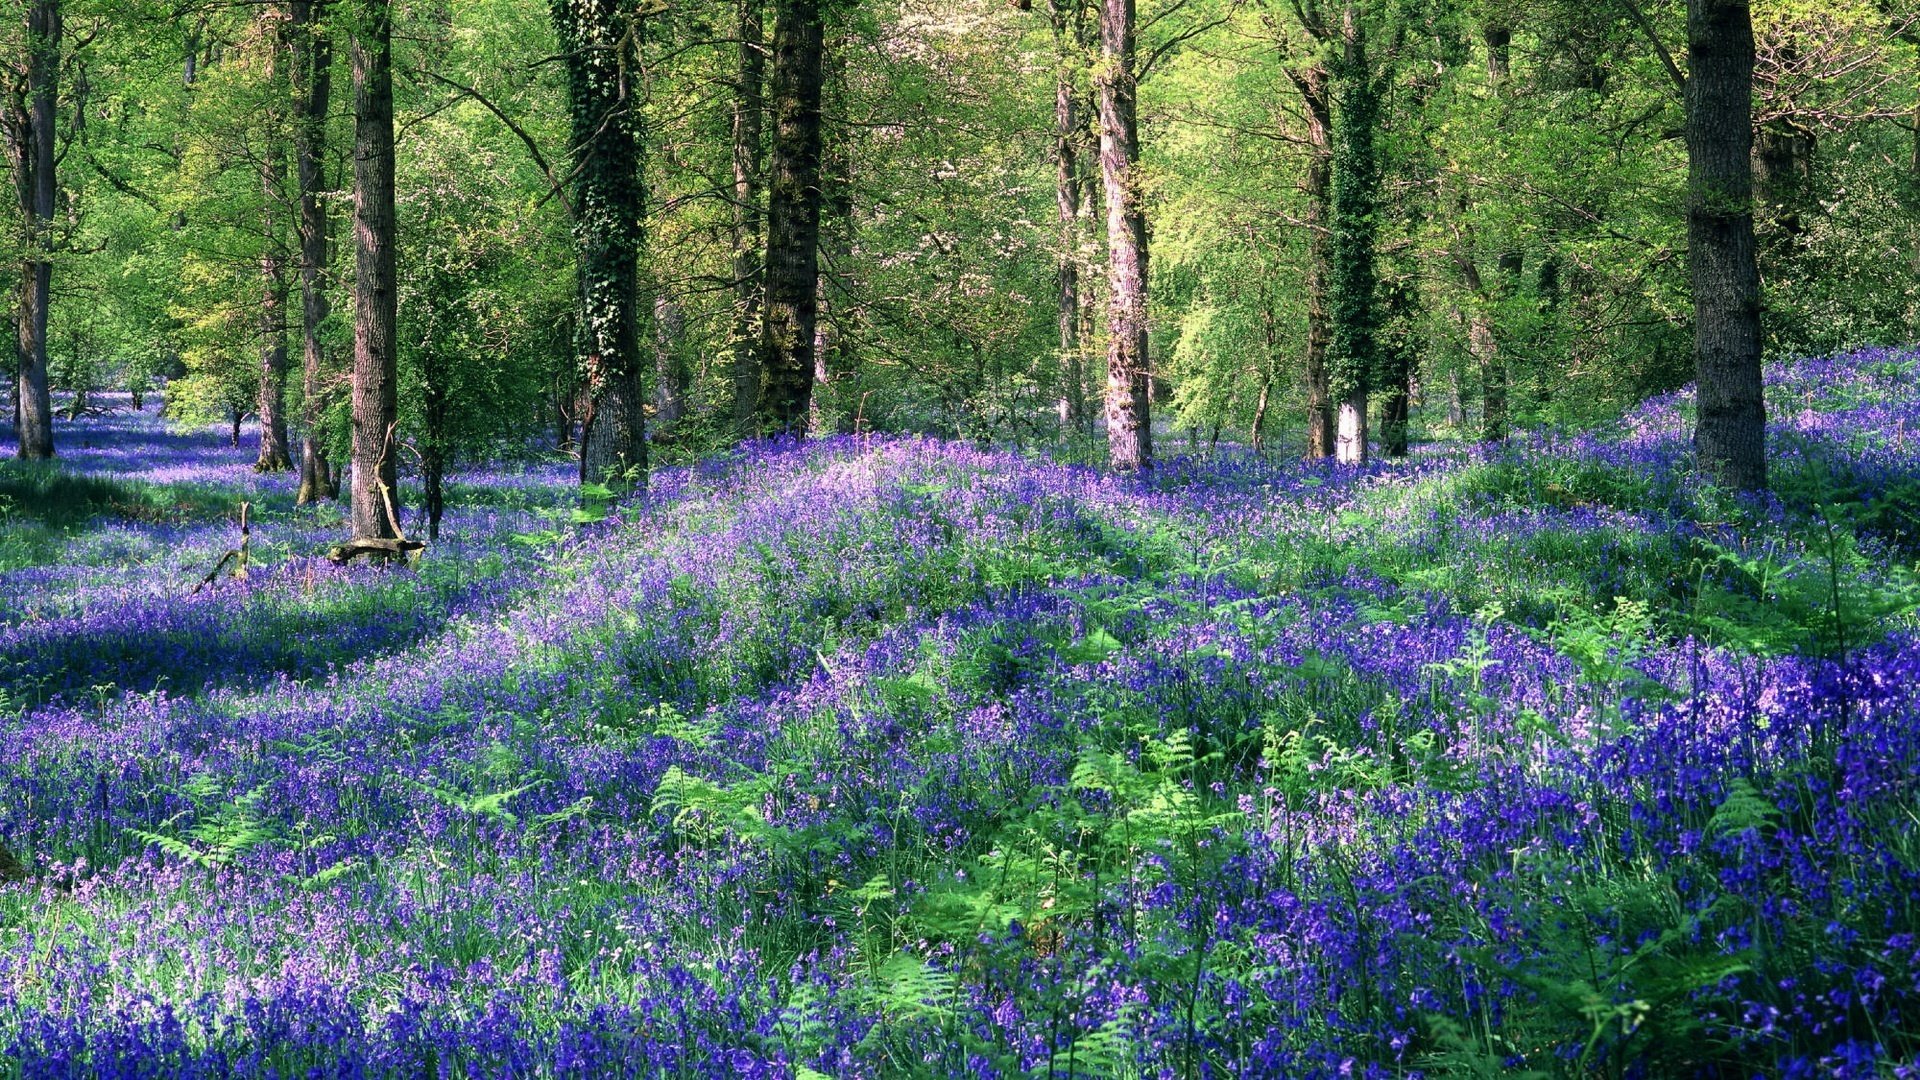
[6,0,59,460]
[756,0,825,437]
[256,16,293,473]
[812,35,855,435]
[349,0,400,541]
[256,142,293,472]
[1687,0,1766,490]
[555,0,649,487]
[1097,0,1151,471]
[729,0,765,437]
[1328,3,1377,466]
[1051,0,1088,438]
[293,0,337,503]
[1293,60,1335,459]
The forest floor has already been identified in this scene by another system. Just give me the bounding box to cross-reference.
[2,348,1919,1077]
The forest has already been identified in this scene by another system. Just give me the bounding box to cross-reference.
[1,0,1919,1075]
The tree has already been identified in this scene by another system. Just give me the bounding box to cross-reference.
[4,0,61,459]
[254,8,293,473]
[1097,0,1150,470]
[293,0,339,503]
[1327,1,1379,466]
[554,0,649,486]
[755,0,824,436]
[727,0,765,438]
[1686,0,1765,490]
[348,0,400,541]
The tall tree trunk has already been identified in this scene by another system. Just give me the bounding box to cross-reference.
[756,0,825,436]
[555,0,649,487]
[1687,0,1765,490]
[812,35,855,435]
[293,0,337,502]
[256,143,293,471]
[6,0,59,460]
[729,0,765,437]
[1286,59,1335,458]
[256,13,294,473]
[1051,0,1087,437]
[1097,0,1150,471]
[1328,3,1378,466]
[349,0,400,541]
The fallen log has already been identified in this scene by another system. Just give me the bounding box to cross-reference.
[327,537,427,564]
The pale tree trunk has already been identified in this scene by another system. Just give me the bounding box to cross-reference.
[1687,0,1765,490]
[1097,0,1151,471]
[349,0,400,541]
[729,0,765,437]
[6,0,59,459]
[293,0,337,502]
[756,0,825,436]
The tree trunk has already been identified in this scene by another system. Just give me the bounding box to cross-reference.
[256,138,294,472]
[812,36,855,435]
[293,0,337,503]
[6,0,59,460]
[1379,280,1415,457]
[349,0,400,541]
[729,0,766,437]
[1097,0,1151,471]
[653,294,688,428]
[1687,0,1765,490]
[1328,4,1377,466]
[1052,0,1087,438]
[1286,59,1335,459]
[555,0,649,487]
[756,0,825,437]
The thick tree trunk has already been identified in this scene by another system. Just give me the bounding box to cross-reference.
[1287,60,1335,459]
[349,0,400,541]
[729,0,765,437]
[256,142,294,472]
[555,0,649,487]
[7,0,59,460]
[756,0,825,437]
[1097,0,1150,471]
[293,0,337,503]
[1328,4,1377,466]
[1687,0,1765,490]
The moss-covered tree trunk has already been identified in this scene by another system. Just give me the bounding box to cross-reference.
[554,0,649,486]
[1328,3,1378,466]
[1284,58,1336,459]
[756,0,825,437]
